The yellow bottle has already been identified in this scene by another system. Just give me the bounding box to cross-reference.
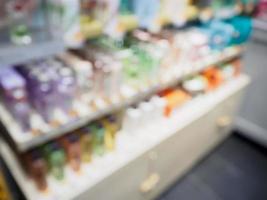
[80,128,93,163]
[102,115,120,151]
[0,167,11,200]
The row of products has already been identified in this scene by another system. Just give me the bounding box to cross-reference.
[0,59,77,131]
[123,59,242,131]
[23,113,122,192]
[0,23,247,132]
[0,0,255,47]
[1,0,51,45]
[70,0,256,45]
[20,58,241,192]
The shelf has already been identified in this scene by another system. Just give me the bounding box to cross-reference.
[214,7,240,20]
[0,74,250,200]
[0,46,243,152]
[0,39,65,66]
[253,18,267,32]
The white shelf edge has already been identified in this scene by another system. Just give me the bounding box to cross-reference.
[0,74,250,200]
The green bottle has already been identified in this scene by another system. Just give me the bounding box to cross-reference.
[91,122,106,156]
[44,143,66,181]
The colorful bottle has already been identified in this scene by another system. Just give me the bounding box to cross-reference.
[26,150,48,191]
[202,67,223,90]
[102,115,120,151]
[6,0,33,45]
[0,68,31,131]
[160,89,191,117]
[91,122,106,156]
[80,128,93,163]
[44,143,66,181]
[62,134,81,172]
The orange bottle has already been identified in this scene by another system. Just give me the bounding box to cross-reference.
[160,89,191,117]
[202,67,223,90]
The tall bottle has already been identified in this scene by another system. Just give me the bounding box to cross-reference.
[0,68,31,131]
[62,134,81,172]
[55,66,77,114]
[80,128,93,163]
[91,122,106,156]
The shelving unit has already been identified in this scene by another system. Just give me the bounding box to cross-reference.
[0,46,242,152]
[0,39,65,66]
[0,1,256,200]
[0,74,250,200]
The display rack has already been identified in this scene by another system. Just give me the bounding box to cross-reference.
[0,74,250,200]
[0,46,242,152]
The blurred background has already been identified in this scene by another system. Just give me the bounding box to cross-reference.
[0,0,267,200]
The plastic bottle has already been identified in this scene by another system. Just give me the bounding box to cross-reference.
[0,68,31,131]
[80,128,93,163]
[62,134,81,172]
[102,115,120,151]
[26,150,48,191]
[91,122,106,156]
[44,143,66,181]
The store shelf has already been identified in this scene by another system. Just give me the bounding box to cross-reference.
[0,39,65,66]
[0,46,243,152]
[215,7,240,19]
[0,74,250,200]
[253,18,267,32]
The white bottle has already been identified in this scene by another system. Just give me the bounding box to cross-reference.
[139,102,154,129]
[61,0,84,48]
[122,108,142,135]
[150,96,167,121]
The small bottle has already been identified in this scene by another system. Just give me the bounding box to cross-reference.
[202,67,223,90]
[26,150,48,191]
[80,128,93,163]
[62,134,81,172]
[150,96,167,120]
[160,89,191,117]
[91,122,106,156]
[122,108,141,134]
[44,143,66,181]
[102,115,120,151]
[6,0,33,45]
[138,102,154,128]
